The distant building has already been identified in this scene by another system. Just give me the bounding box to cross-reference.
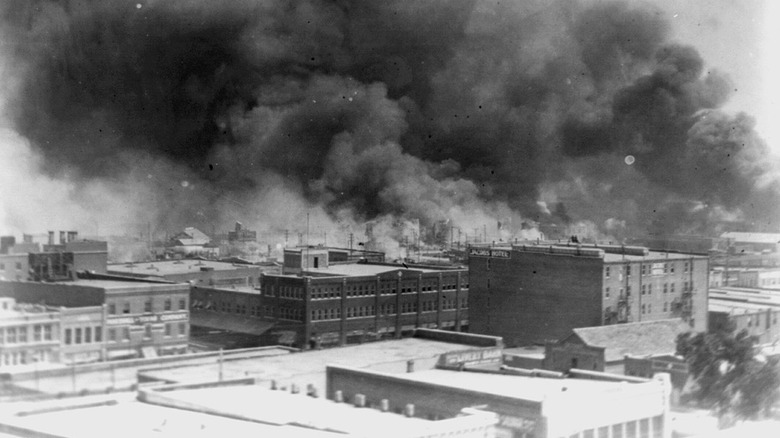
[167,227,217,257]
[468,243,708,346]
[0,279,190,361]
[709,287,780,345]
[1,230,106,281]
[108,259,268,288]
[542,319,692,374]
[227,221,257,243]
[720,232,780,254]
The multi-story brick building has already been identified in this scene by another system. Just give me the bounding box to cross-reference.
[0,279,190,360]
[468,243,708,347]
[189,248,468,349]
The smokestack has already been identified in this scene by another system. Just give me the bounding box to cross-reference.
[48,231,54,246]
[59,231,66,244]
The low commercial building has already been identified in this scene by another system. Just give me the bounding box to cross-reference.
[468,242,708,346]
[0,380,499,438]
[542,319,691,374]
[0,297,105,368]
[0,279,190,360]
[709,288,780,345]
[108,259,269,288]
[327,365,673,438]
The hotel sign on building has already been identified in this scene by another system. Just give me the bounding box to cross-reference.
[468,248,511,259]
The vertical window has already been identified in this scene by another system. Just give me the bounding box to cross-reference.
[108,303,116,315]
[85,327,92,343]
[626,265,631,276]
[44,325,52,341]
[144,299,152,313]
[123,327,130,341]
[641,304,646,315]
[670,263,675,274]
[486,258,491,271]
[108,328,116,342]
[18,327,27,343]
[605,267,611,278]
[663,302,668,312]
[65,328,72,345]
[663,283,668,294]
[164,299,172,311]
[684,262,689,273]
[671,283,675,294]
[75,328,82,344]
[15,262,22,270]
[179,323,187,337]
[165,324,171,337]
[179,299,186,310]
[34,325,42,342]
[95,327,102,343]
[123,302,130,314]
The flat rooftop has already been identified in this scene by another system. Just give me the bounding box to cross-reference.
[0,393,337,438]
[709,287,780,307]
[383,368,632,403]
[157,385,437,434]
[709,299,778,314]
[301,263,444,277]
[480,244,705,262]
[139,337,490,393]
[108,259,259,276]
[502,345,546,360]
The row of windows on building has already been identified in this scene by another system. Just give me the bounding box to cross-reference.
[279,279,469,301]
[64,326,102,345]
[566,415,664,438]
[0,261,23,270]
[605,282,694,298]
[107,298,187,315]
[310,298,468,321]
[742,313,780,328]
[1,350,52,367]
[605,261,693,278]
[0,324,54,344]
[104,322,187,342]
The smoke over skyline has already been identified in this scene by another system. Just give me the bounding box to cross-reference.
[0,0,778,250]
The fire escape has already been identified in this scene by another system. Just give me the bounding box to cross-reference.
[616,264,632,323]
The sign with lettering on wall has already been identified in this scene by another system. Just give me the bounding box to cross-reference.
[107,312,188,326]
[438,347,503,368]
[469,248,511,258]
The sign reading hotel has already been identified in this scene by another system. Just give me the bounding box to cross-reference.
[469,248,511,259]
[438,347,503,368]
[107,312,188,326]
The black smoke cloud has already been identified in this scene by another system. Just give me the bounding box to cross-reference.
[1,0,777,243]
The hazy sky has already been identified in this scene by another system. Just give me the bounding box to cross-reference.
[646,0,777,152]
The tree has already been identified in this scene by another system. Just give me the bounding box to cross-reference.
[676,325,780,426]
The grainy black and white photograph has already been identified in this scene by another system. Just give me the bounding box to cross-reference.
[0,0,778,436]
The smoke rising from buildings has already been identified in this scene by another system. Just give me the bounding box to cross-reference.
[0,0,777,247]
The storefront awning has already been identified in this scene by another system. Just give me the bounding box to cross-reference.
[189,310,277,336]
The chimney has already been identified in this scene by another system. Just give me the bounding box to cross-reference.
[0,236,15,255]
[59,231,66,244]
[354,393,366,408]
[68,231,78,242]
[23,234,32,243]
[48,231,55,245]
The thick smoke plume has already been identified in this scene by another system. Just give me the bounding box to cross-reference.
[1,0,778,252]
